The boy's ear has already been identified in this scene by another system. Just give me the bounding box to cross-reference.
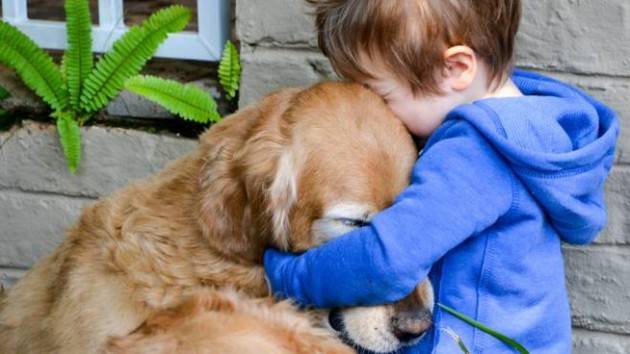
[442,45,477,92]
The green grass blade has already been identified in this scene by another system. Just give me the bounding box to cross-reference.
[218,40,241,100]
[441,327,471,354]
[65,0,94,111]
[56,113,82,173]
[0,21,68,111]
[437,303,530,354]
[125,75,221,123]
[79,5,191,113]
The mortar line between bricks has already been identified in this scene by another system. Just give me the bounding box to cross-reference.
[509,65,630,81]
[0,266,29,272]
[0,187,98,201]
[242,41,315,51]
[573,326,630,337]
[564,243,630,251]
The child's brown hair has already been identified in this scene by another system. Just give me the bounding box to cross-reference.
[306,0,522,94]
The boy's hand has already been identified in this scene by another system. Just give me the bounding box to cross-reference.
[264,248,308,302]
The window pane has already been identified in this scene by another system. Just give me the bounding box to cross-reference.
[27,0,99,24]
[124,0,197,31]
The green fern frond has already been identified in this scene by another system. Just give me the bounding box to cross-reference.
[79,5,191,113]
[55,112,82,173]
[65,0,94,111]
[218,40,241,100]
[125,75,220,123]
[0,21,68,111]
[60,52,68,81]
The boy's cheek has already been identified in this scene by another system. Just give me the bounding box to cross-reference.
[387,102,433,137]
[387,99,450,137]
[387,101,418,129]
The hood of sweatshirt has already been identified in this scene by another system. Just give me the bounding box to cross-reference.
[447,69,620,244]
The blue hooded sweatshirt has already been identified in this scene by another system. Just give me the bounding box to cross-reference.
[264,70,620,353]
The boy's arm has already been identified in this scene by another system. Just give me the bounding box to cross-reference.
[264,120,515,308]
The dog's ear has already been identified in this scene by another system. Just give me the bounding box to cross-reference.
[267,149,298,250]
[234,95,302,252]
[196,89,301,261]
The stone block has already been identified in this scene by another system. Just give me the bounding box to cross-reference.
[236,0,315,47]
[0,191,92,268]
[573,329,630,354]
[564,245,630,334]
[239,47,335,107]
[516,0,630,76]
[0,121,196,198]
[598,166,630,245]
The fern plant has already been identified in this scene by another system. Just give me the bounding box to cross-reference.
[0,1,191,173]
[124,40,241,124]
[218,40,241,101]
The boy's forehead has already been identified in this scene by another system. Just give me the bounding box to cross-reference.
[341,51,404,84]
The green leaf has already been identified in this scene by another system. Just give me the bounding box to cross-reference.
[218,40,241,100]
[125,75,221,123]
[79,5,191,113]
[0,21,68,111]
[65,0,94,111]
[56,113,82,174]
[437,303,530,354]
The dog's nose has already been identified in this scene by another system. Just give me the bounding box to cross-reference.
[328,309,345,332]
[390,309,433,343]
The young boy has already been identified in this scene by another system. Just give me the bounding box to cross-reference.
[264,1,619,353]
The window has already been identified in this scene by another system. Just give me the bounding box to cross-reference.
[1,0,229,61]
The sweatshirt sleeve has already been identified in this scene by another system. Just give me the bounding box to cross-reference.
[264,120,515,308]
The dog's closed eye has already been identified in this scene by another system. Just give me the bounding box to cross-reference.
[310,203,374,245]
[335,218,368,228]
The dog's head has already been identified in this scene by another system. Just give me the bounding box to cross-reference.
[197,82,433,353]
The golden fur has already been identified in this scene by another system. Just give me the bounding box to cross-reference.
[105,289,354,354]
[0,82,419,353]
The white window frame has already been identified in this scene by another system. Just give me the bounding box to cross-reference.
[1,0,229,61]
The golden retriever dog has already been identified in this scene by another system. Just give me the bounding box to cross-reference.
[0,82,433,354]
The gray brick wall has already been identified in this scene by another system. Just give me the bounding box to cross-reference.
[235,0,630,351]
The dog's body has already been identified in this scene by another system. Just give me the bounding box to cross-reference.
[0,83,431,354]
[105,289,354,354]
